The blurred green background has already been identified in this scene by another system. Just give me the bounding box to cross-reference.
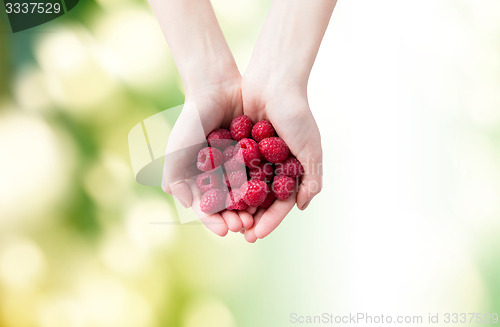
[0,1,271,326]
[1,0,500,326]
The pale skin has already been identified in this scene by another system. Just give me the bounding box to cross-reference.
[149,0,336,241]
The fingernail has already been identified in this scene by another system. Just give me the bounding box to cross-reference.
[176,198,188,208]
[301,200,311,210]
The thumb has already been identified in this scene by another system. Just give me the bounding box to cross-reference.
[296,154,323,210]
[169,181,193,208]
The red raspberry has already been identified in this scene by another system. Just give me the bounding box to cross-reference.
[275,156,304,178]
[272,175,296,200]
[230,115,253,141]
[197,147,223,172]
[258,137,290,163]
[251,120,276,142]
[259,191,276,209]
[222,145,238,162]
[200,189,226,214]
[226,188,249,211]
[236,138,260,167]
[223,169,247,189]
[223,146,245,171]
[249,162,274,183]
[196,171,222,193]
[240,180,269,207]
[224,158,245,172]
[207,129,233,149]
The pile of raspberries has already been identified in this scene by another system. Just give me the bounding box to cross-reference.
[195,115,304,214]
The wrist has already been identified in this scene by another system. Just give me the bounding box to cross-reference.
[244,43,312,96]
[182,55,241,97]
[243,62,308,100]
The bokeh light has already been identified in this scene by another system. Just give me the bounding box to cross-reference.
[125,197,178,250]
[0,110,73,227]
[183,296,235,327]
[92,5,173,95]
[35,24,118,115]
[36,295,87,327]
[75,275,154,327]
[0,237,46,290]
[83,152,134,207]
[13,66,52,113]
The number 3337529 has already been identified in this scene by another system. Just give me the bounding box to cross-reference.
[5,2,62,14]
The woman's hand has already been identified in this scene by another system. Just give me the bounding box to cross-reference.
[236,0,334,241]
[162,71,256,237]
[149,0,334,240]
[240,76,323,242]
[150,0,258,236]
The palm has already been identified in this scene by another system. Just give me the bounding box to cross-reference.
[163,79,257,236]
[240,80,323,242]
[164,77,322,240]
[189,81,244,131]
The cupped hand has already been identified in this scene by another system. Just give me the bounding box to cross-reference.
[241,77,323,242]
[162,75,254,236]
[163,71,322,240]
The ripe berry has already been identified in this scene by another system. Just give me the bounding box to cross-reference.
[200,189,226,214]
[224,158,244,172]
[223,145,238,162]
[207,129,233,149]
[197,147,223,172]
[275,156,304,178]
[258,137,290,163]
[223,169,247,189]
[221,145,242,171]
[196,171,222,193]
[226,188,249,211]
[236,138,260,167]
[259,192,276,209]
[272,175,296,200]
[252,120,276,142]
[230,115,253,141]
[249,162,274,183]
[240,180,269,207]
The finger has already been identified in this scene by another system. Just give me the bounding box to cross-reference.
[244,230,257,243]
[296,173,322,210]
[243,209,265,243]
[163,149,201,208]
[199,214,229,237]
[169,181,193,208]
[190,186,228,237]
[161,172,172,194]
[254,192,296,239]
[163,103,209,206]
[238,210,254,230]
[295,152,323,210]
[221,210,243,232]
[246,206,257,215]
[301,199,312,210]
